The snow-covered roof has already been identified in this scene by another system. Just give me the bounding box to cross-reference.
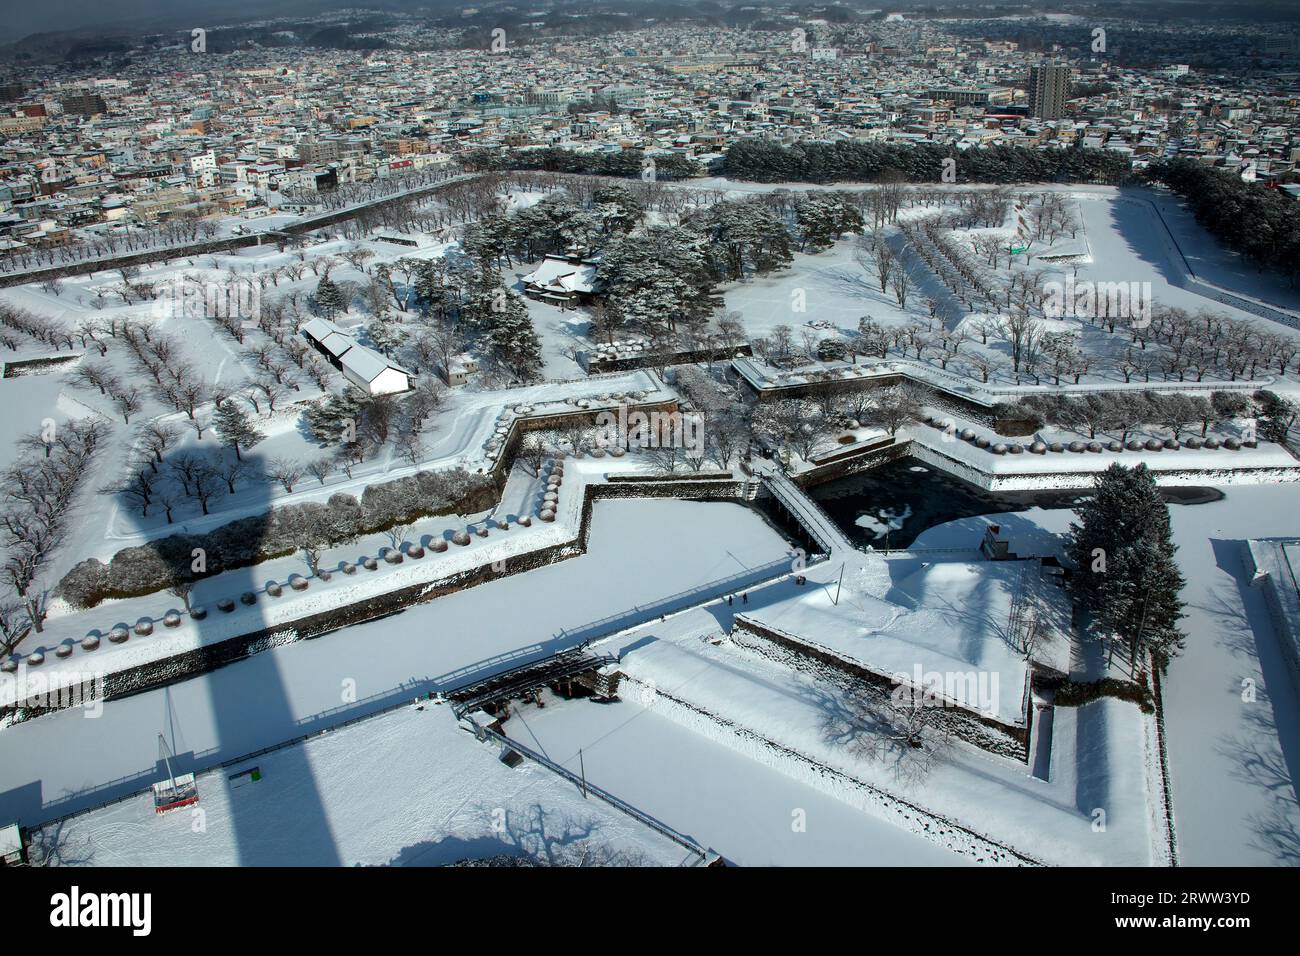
[318,332,354,359]
[522,255,599,295]
[303,316,410,385]
[341,344,410,384]
[301,316,342,342]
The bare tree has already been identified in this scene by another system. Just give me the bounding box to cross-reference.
[518,433,547,477]
[268,457,306,493]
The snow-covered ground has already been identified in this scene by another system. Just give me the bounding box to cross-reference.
[501,688,966,866]
[0,498,794,826]
[504,605,1161,866]
[28,702,697,867]
[908,487,1300,866]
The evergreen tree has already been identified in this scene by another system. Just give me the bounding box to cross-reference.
[212,400,264,461]
[485,290,544,383]
[367,315,407,356]
[1254,390,1298,445]
[1068,464,1186,668]
[304,387,367,444]
[315,275,347,319]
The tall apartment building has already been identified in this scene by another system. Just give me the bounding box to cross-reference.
[1027,62,1071,120]
[60,92,108,117]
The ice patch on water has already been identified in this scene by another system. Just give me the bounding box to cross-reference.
[854,505,913,539]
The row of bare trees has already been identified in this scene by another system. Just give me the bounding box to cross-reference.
[1,418,109,644]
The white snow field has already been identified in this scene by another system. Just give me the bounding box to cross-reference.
[3,181,1300,867]
[730,548,1071,724]
[28,702,698,867]
[718,185,1300,394]
[505,606,1160,867]
[0,499,793,827]
[501,686,968,867]
[907,487,1300,866]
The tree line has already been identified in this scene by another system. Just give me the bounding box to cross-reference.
[721,139,1135,186]
[1145,158,1300,287]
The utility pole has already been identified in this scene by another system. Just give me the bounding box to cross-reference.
[834,563,845,605]
[578,748,587,799]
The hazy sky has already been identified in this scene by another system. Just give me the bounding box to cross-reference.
[0,0,390,43]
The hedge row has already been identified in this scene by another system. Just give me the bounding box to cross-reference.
[58,467,496,608]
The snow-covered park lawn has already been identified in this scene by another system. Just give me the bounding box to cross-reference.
[0,498,793,826]
[28,701,697,867]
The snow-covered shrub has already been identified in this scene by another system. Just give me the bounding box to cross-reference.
[190,606,207,620]
[266,582,284,597]
[217,598,236,613]
[134,619,153,636]
[240,591,257,605]
[109,625,129,643]
[81,634,100,651]
[58,558,109,609]
[452,531,471,546]
[57,468,494,607]
[430,539,448,552]
[289,575,309,590]
[164,610,182,627]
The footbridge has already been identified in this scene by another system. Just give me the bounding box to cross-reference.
[758,467,856,557]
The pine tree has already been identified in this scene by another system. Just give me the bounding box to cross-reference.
[1068,463,1186,668]
[315,276,347,319]
[367,316,406,356]
[486,290,544,383]
[304,388,366,444]
[212,400,264,461]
